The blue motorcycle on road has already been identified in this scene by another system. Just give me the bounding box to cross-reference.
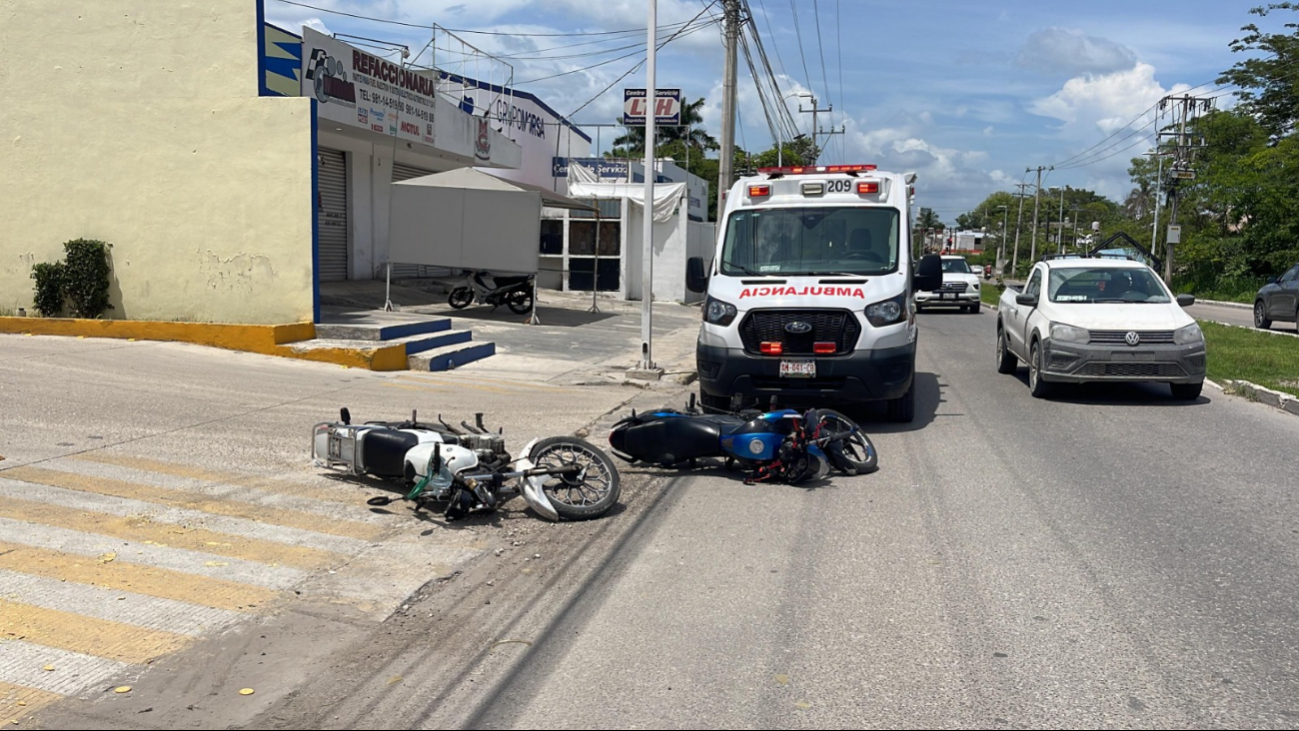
[608,395,877,485]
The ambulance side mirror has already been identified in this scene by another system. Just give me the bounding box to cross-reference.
[913,254,942,293]
[687,257,709,294]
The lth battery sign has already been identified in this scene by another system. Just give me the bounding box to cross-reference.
[622,89,682,126]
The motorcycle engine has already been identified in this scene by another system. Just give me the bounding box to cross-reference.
[458,433,509,467]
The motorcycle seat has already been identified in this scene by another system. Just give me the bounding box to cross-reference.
[493,276,531,287]
[361,429,419,478]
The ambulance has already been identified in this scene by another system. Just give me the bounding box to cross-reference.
[686,165,942,422]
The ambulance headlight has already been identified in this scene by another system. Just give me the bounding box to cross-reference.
[704,297,738,326]
[865,293,906,327]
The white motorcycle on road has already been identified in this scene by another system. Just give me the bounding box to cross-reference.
[313,409,620,521]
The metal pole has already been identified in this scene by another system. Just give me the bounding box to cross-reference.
[1151,151,1165,265]
[1056,186,1065,254]
[591,127,602,313]
[640,0,657,370]
[1012,184,1027,275]
[999,205,1009,271]
[1029,167,1044,264]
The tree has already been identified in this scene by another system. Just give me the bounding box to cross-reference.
[1218,3,1299,140]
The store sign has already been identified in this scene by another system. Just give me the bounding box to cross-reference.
[301,28,436,146]
[622,88,681,125]
[552,157,630,178]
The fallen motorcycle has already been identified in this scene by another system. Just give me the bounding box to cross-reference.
[607,395,877,484]
[313,408,620,521]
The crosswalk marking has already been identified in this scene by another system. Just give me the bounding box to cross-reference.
[4,465,386,542]
[0,494,337,570]
[0,570,243,636]
[0,519,306,590]
[72,452,364,505]
[0,681,63,725]
[0,541,278,611]
[0,600,190,665]
[0,642,130,695]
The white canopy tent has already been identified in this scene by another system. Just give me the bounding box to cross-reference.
[388,167,595,273]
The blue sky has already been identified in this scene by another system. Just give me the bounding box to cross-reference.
[265,0,1267,223]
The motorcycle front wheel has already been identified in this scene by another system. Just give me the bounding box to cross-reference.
[813,409,878,475]
[528,437,621,520]
[449,287,474,309]
[506,289,533,314]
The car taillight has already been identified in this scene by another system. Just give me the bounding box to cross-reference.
[857,182,879,194]
[813,342,836,354]
[760,341,783,355]
[748,184,770,197]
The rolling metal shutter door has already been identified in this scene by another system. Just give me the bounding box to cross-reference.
[389,163,437,277]
[317,149,349,281]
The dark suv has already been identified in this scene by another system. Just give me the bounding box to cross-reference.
[1254,262,1299,331]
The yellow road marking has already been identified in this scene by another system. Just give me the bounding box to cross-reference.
[69,453,361,505]
[0,600,189,664]
[0,683,62,726]
[0,499,335,570]
[5,466,384,542]
[0,542,277,612]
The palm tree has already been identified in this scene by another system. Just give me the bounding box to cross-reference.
[612,97,718,156]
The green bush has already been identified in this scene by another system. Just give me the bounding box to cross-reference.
[62,239,113,319]
[30,261,67,316]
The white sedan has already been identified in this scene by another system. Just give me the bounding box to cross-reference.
[995,257,1207,399]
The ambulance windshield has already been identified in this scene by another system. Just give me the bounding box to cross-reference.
[719,207,900,277]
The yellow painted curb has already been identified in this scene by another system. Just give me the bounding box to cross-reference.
[0,318,408,371]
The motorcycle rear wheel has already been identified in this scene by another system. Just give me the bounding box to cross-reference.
[506,289,533,314]
[528,437,620,520]
[449,287,474,309]
[813,409,878,475]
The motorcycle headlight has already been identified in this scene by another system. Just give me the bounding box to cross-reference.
[865,292,906,327]
[1174,323,1204,345]
[704,296,738,326]
[1050,322,1089,344]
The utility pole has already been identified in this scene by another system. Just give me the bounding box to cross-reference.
[1011,182,1029,276]
[715,0,741,223]
[1027,165,1049,265]
[1156,93,1213,281]
[1145,148,1167,268]
[1055,186,1066,254]
[798,95,844,163]
[997,204,1009,272]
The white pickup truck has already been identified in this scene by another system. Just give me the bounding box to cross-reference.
[995,256,1206,400]
[914,255,982,313]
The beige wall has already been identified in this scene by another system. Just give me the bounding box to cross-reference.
[0,1,314,324]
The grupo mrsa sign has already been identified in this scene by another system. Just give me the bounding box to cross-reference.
[302,27,436,146]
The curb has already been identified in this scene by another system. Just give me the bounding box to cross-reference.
[1199,319,1299,340]
[0,317,413,371]
[1197,298,1252,310]
[1218,378,1299,418]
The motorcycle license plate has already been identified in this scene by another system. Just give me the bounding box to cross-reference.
[328,434,344,459]
[780,359,816,378]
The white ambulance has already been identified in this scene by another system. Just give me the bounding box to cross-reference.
[686,164,942,422]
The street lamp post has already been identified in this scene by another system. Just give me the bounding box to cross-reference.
[1056,186,1066,254]
[997,204,1009,271]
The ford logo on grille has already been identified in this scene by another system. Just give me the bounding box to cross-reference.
[1125,331,1141,346]
[785,321,813,334]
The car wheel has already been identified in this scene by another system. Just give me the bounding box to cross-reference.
[1028,339,1052,399]
[915,304,924,314]
[1170,381,1203,400]
[969,302,981,314]
[886,380,916,423]
[1254,300,1272,329]
[996,326,1017,374]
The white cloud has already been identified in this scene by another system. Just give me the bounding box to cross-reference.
[1015,27,1137,76]
[1029,63,1190,135]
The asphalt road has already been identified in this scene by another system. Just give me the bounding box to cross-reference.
[1185,301,1257,330]
[441,308,1299,729]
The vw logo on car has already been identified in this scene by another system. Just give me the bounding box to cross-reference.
[785,321,813,335]
[1125,331,1141,346]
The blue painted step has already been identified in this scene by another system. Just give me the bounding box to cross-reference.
[408,341,497,371]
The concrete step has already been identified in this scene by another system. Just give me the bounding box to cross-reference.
[407,341,497,372]
[291,329,471,354]
[314,317,452,342]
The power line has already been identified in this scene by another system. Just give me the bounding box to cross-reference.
[754,0,789,80]
[516,19,714,84]
[835,0,845,164]
[812,1,831,108]
[788,0,813,89]
[271,0,700,37]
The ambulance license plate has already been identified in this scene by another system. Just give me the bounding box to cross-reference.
[779,359,816,378]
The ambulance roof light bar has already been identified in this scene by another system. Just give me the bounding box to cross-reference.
[758,164,877,179]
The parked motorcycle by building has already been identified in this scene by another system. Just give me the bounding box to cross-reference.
[448,270,534,314]
[608,395,877,485]
[313,408,619,521]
